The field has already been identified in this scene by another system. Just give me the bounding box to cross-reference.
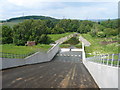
[1,44,51,58]
[1,33,73,58]
[48,32,74,41]
[81,34,118,57]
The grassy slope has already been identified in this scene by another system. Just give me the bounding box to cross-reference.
[60,36,82,48]
[2,33,73,55]
[81,34,118,56]
[48,32,73,41]
[2,44,51,55]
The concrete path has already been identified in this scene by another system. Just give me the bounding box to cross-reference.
[2,51,99,89]
[79,36,91,46]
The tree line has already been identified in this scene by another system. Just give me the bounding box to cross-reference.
[90,19,118,38]
[2,18,118,45]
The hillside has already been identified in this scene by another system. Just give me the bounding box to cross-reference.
[1,15,59,27]
[1,15,58,23]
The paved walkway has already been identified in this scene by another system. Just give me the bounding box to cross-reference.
[79,36,91,46]
[2,51,99,89]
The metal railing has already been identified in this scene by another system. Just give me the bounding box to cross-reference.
[0,51,37,59]
[86,53,120,67]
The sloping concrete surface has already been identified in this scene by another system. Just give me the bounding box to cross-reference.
[2,51,99,89]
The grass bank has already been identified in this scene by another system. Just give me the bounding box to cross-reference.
[1,44,51,55]
[60,36,82,48]
[48,32,74,41]
[81,34,118,57]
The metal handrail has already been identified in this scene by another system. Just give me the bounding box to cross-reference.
[86,53,120,67]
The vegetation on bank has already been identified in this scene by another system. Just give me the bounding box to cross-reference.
[1,16,119,57]
[82,34,118,57]
[60,37,82,48]
[2,44,51,54]
[48,32,73,41]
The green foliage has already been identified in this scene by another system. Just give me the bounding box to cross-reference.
[104,28,118,37]
[100,19,118,29]
[90,20,118,38]
[6,15,57,22]
[13,20,52,45]
[81,34,118,56]
[2,25,13,44]
[39,34,53,44]
[2,44,51,55]
[89,29,97,37]
[97,32,106,38]
[48,33,73,41]
[60,44,71,48]
[63,37,79,45]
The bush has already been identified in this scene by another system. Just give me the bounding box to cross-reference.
[13,20,53,45]
[63,37,79,45]
[97,32,106,38]
[104,28,118,37]
[2,25,13,44]
[39,34,53,44]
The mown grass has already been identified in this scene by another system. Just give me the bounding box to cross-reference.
[48,32,74,41]
[1,44,51,55]
[81,34,118,57]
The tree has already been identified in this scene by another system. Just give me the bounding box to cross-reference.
[2,25,13,44]
[39,34,53,44]
[97,32,106,38]
[13,20,52,45]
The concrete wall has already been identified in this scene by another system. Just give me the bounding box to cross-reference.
[1,43,59,69]
[81,41,119,89]
[83,59,118,89]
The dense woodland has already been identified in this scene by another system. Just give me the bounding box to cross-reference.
[2,16,118,46]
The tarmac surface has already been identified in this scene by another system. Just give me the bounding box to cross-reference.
[2,51,99,89]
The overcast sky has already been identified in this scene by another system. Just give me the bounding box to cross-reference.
[0,0,119,20]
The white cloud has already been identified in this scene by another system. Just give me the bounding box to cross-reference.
[0,0,118,20]
[40,2,118,19]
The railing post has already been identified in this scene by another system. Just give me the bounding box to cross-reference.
[82,42,86,61]
[117,53,120,67]
[100,54,102,64]
[103,54,104,64]
[111,54,114,66]
[107,54,109,65]
[99,54,101,63]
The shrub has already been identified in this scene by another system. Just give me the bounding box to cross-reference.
[2,25,13,44]
[97,32,106,38]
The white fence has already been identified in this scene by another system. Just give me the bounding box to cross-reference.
[83,60,118,89]
[86,53,120,67]
[82,42,119,89]
[1,43,60,69]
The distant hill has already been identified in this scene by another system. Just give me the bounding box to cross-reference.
[1,15,59,27]
[2,15,58,22]
[88,19,117,22]
[87,19,108,22]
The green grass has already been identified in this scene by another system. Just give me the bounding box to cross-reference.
[1,44,51,55]
[63,37,79,45]
[75,44,82,48]
[81,34,118,57]
[48,32,74,41]
[60,36,82,48]
[1,32,74,58]
[60,44,71,48]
